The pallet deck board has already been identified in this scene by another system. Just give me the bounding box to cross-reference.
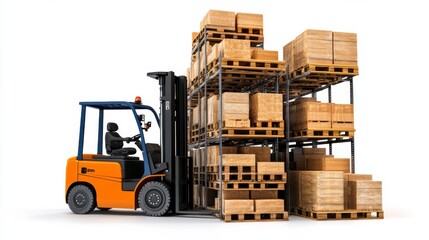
[208,181,285,190]
[291,207,384,220]
[222,212,288,222]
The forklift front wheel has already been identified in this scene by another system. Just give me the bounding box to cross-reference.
[138,181,171,216]
[67,185,96,214]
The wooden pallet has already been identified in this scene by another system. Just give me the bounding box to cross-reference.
[256,173,287,182]
[209,181,285,190]
[206,172,256,181]
[201,58,285,78]
[221,119,250,128]
[192,30,264,49]
[236,27,263,35]
[290,128,355,138]
[251,120,284,128]
[290,207,384,220]
[290,64,359,78]
[222,212,288,222]
[208,127,284,139]
[206,165,256,173]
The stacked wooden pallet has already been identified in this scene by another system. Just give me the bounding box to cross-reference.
[190,92,284,143]
[288,148,383,220]
[289,97,355,139]
[192,145,288,222]
[282,29,358,98]
[187,10,285,95]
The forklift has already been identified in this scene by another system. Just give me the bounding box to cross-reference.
[65,72,210,216]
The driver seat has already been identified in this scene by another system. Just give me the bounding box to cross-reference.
[105,122,136,157]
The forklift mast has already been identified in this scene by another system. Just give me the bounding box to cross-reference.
[147,72,193,213]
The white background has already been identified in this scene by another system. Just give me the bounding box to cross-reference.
[1,0,428,239]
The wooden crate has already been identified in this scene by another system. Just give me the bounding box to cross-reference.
[250,93,283,122]
[236,12,263,31]
[239,146,271,162]
[300,171,344,211]
[223,200,254,214]
[206,145,237,166]
[257,162,285,174]
[283,41,294,72]
[218,39,251,59]
[200,10,236,31]
[221,92,249,120]
[294,29,333,70]
[344,174,373,209]
[222,154,256,167]
[251,49,278,61]
[250,190,278,199]
[333,31,357,65]
[255,199,284,213]
[291,101,332,130]
[332,104,354,130]
[349,180,382,210]
[305,155,350,173]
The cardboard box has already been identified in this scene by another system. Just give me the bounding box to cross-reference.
[255,199,284,213]
[221,92,249,120]
[236,12,263,30]
[290,101,332,130]
[218,39,251,59]
[349,180,382,210]
[283,41,294,72]
[250,93,283,122]
[294,29,333,70]
[333,31,357,65]
[289,171,301,208]
[300,171,344,211]
[200,10,236,31]
[206,146,237,166]
[251,49,278,61]
[239,146,271,162]
[301,148,326,155]
[250,190,278,199]
[332,104,354,130]
[223,190,250,200]
[257,162,285,174]
[343,174,373,209]
[223,200,254,214]
[305,155,350,173]
[207,95,219,125]
[222,154,256,167]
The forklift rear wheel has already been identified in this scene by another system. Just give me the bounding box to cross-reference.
[138,181,171,216]
[67,185,96,214]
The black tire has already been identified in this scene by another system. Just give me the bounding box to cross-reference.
[138,181,171,216]
[67,185,96,214]
[97,208,111,211]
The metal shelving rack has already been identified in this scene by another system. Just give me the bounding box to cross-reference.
[187,27,283,217]
[281,68,357,211]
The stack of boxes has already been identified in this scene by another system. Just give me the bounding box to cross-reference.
[289,148,382,213]
[283,29,358,72]
[290,97,355,135]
